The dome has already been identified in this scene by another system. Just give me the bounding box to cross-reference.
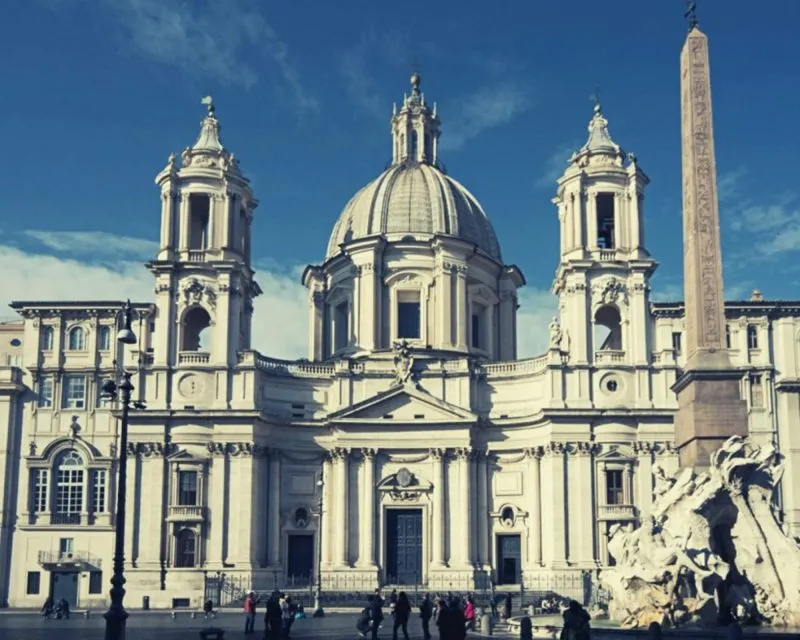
[326,162,502,261]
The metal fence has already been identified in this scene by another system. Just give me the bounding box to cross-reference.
[203,569,610,610]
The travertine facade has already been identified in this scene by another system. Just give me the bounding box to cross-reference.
[0,73,796,610]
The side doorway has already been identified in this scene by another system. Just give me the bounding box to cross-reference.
[51,571,79,608]
[496,534,522,585]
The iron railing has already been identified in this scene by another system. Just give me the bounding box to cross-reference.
[38,550,102,567]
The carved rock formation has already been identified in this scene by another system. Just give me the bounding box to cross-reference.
[599,436,800,628]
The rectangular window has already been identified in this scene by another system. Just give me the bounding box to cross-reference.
[189,194,211,250]
[671,332,682,355]
[62,375,86,409]
[596,193,616,249]
[92,470,107,513]
[471,313,482,349]
[32,469,48,512]
[38,377,54,408]
[178,470,198,506]
[333,301,349,352]
[397,291,421,340]
[726,324,731,349]
[89,571,103,594]
[59,538,75,557]
[751,374,764,407]
[605,470,624,505]
[747,325,759,350]
[26,571,40,595]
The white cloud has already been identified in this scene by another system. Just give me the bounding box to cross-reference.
[337,37,385,119]
[23,230,159,257]
[47,0,317,108]
[440,84,531,152]
[0,236,309,360]
[534,141,580,190]
[516,287,558,357]
[2,231,556,360]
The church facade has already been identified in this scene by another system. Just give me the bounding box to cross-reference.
[0,74,798,610]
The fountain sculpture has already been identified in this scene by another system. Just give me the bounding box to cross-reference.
[599,436,800,628]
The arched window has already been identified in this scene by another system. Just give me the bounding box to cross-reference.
[175,529,197,567]
[410,131,419,161]
[41,326,55,351]
[54,450,84,525]
[97,326,111,351]
[68,327,86,351]
[181,307,212,351]
[594,305,622,351]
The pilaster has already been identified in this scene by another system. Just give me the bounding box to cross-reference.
[524,447,542,568]
[137,443,167,567]
[332,447,350,568]
[430,448,447,569]
[207,444,227,567]
[540,443,567,567]
[267,449,281,568]
[357,448,377,567]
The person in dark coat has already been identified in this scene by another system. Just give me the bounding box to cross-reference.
[449,598,467,640]
[392,591,411,640]
[560,600,590,640]
[436,599,452,640]
[264,591,283,640]
[520,616,534,640]
[370,591,385,640]
[419,593,434,640]
[357,600,372,637]
[504,593,513,620]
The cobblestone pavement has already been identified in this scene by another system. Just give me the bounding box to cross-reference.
[0,612,456,640]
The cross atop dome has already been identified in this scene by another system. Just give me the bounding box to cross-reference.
[390,73,441,167]
[192,95,224,153]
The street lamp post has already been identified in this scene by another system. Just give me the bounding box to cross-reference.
[103,300,139,640]
[312,478,325,618]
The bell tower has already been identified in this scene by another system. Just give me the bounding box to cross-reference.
[147,98,261,370]
[551,103,656,367]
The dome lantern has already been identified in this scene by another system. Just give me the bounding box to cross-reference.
[391,73,441,166]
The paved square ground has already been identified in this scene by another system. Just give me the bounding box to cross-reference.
[0,612,456,640]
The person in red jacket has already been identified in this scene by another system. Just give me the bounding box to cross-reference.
[243,591,259,634]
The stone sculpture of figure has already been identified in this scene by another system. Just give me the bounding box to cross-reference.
[652,464,675,498]
[549,317,563,350]
[392,339,416,385]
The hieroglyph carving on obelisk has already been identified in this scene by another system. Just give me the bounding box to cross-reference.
[680,26,730,370]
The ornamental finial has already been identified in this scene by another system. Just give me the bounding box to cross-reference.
[684,1,698,31]
[201,95,215,117]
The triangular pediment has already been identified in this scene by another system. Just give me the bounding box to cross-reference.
[596,445,634,461]
[328,384,476,424]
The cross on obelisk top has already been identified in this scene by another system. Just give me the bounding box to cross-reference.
[684,0,699,31]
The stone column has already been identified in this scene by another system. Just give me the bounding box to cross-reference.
[359,265,377,351]
[179,193,190,251]
[635,443,654,517]
[234,445,255,565]
[333,447,350,567]
[431,449,446,568]
[321,455,333,567]
[207,446,227,566]
[223,191,235,249]
[358,448,377,567]
[476,451,489,567]
[124,446,140,566]
[540,443,567,567]
[525,447,542,567]
[438,265,454,347]
[455,269,468,350]
[267,449,281,567]
[138,444,166,566]
[573,443,595,565]
[456,447,474,567]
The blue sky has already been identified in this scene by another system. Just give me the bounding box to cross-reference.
[0,0,798,358]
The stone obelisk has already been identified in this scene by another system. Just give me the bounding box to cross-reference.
[672,13,748,468]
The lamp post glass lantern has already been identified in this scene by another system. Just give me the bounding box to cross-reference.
[103,300,139,640]
[312,478,325,618]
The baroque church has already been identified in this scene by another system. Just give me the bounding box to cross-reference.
[0,71,798,609]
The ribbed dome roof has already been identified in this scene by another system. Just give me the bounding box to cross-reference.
[326,162,502,261]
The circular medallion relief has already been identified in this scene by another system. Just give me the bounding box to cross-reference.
[178,374,204,398]
[396,467,412,488]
